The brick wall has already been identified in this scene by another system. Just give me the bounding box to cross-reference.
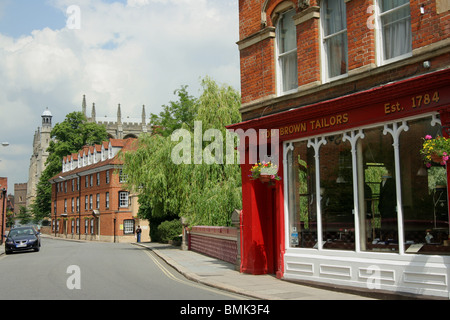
[189,226,238,265]
[238,0,450,119]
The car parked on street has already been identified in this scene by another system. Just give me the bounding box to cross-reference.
[4,226,41,254]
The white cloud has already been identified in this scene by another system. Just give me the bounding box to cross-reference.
[0,0,240,191]
[127,0,150,7]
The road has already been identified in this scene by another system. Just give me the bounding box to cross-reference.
[0,237,248,300]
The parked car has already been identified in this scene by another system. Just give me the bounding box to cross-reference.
[4,226,41,254]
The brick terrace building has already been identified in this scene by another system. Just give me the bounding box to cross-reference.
[229,0,450,298]
[49,138,150,243]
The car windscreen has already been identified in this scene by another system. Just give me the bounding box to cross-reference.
[8,228,35,237]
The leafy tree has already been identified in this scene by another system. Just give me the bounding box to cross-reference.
[16,206,33,225]
[122,77,242,227]
[150,85,198,137]
[32,112,108,221]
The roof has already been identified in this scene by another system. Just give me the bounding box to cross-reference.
[50,138,138,181]
[41,108,52,117]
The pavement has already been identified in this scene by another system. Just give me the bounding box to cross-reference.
[132,242,378,300]
[2,236,418,300]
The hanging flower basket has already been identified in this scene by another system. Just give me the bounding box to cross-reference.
[249,161,281,184]
[431,152,445,164]
[421,135,450,167]
[259,174,272,183]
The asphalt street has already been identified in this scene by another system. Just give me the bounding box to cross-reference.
[0,237,248,300]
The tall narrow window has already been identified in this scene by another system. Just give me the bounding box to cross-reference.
[321,0,348,80]
[378,0,411,63]
[276,9,298,94]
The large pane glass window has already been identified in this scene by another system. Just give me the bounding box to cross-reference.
[360,126,398,252]
[400,118,449,254]
[276,9,298,94]
[321,0,348,80]
[320,135,354,250]
[286,116,449,255]
[378,0,412,62]
[287,141,317,248]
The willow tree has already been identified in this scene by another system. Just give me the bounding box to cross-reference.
[122,77,242,227]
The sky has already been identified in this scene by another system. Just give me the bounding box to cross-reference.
[0,0,240,193]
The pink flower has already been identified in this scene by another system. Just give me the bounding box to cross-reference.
[425,135,432,140]
[426,163,432,168]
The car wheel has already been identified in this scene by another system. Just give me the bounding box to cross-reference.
[34,247,40,252]
[5,250,12,255]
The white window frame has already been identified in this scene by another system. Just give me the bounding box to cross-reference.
[123,219,135,235]
[276,8,298,96]
[119,191,129,208]
[320,0,348,83]
[375,0,412,66]
[106,192,110,209]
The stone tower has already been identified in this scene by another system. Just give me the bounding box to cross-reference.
[26,108,53,208]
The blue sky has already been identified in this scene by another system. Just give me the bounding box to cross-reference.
[0,0,240,192]
[0,0,65,38]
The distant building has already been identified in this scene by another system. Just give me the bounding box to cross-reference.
[49,138,150,243]
[14,183,27,215]
[26,109,52,208]
[82,95,149,139]
[26,97,150,210]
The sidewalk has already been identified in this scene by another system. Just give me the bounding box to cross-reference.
[133,242,377,300]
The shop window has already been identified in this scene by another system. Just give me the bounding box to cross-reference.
[377,0,412,64]
[320,136,354,250]
[321,0,348,81]
[286,115,449,254]
[360,126,398,252]
[399,118,449,254]
[286,141,317,248]
[276,8,298,95]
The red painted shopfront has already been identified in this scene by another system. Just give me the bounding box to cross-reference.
[228,68,450,296]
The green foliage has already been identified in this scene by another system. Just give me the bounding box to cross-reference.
[122,76,242,228]
[16,206,33,225]
[150,85,198,137]
[156,219,183,243]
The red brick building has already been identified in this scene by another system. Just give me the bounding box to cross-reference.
[50,138,150,243]
[230,0,450,298]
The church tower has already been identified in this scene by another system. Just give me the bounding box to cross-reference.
[26,108,53,208]
[81,95,149,139]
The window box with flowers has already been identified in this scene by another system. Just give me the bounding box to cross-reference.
[249,161,281,184]
[421,135,450,167]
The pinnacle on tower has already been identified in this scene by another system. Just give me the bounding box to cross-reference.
[82,94,87,118]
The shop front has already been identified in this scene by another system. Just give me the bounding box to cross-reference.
[229,68,450,298]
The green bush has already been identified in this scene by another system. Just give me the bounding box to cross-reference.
[157,219,182,243]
